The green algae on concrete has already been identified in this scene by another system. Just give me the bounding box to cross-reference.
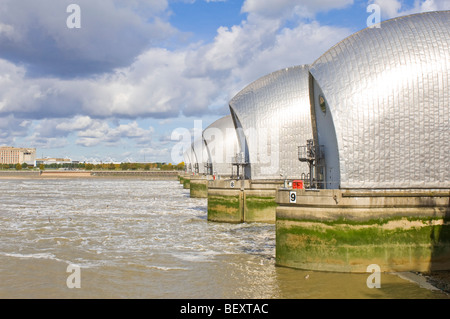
[206,179,281,223]
[207,193,243,223]
[244,195,277,223]
[276,216,450,272]
[207,179,244,223]
[190,179,208,198]
[182,177,190,189]
[276,189,450,273]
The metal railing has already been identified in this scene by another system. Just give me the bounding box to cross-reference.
[298,139,325,189]
[232,152,247,165]
[231,152,248,180]
[298,140,324,163]
[204,162,213,175]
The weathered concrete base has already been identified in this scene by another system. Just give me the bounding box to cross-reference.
[276,189,450,273]
[178,174,191,189]
[190,176,209,198]
[207,179,283,223]
[208,185,243,223]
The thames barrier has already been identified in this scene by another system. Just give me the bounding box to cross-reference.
[180,11,450,273]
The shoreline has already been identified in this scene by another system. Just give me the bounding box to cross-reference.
[393,271,450,295]
[0,170,181,180]
[421,270,450,294]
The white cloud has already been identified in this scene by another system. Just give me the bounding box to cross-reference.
[369,0,450,19]
[0,22,16,40]
[369,0,402,18]
[0,0,354,122]
[0,0,175,77]
[15,114,156,150]
[26,135,69,149]
[242,0,354,19]
[75,120,154,147]
[0,0,356,162]
[139,146,171,160]
[229,21,352,91]
[0,114,31,145]
[183,11,351,99]
[56,116,93,131]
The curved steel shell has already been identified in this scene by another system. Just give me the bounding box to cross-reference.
[183,149,192,173]
[183,145,195,173]
[192,137,209,175]
[310,11,450,189]
[203,115,239,177]
[229,65,313,180]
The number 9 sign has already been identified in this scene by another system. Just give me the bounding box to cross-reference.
[289,191,297,203]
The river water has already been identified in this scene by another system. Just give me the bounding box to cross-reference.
[0,178,448,299]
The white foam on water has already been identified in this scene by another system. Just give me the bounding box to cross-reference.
[0,251,70,265]
[1,179,445,299]
[171,249,221,263]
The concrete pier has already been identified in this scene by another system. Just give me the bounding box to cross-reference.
[179,174,191,189]
[207,179,284,223]
[189,175,210,198]
[276,189,450,273]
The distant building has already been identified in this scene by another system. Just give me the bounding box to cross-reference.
[35,158,79,166]
[0,146,36,165]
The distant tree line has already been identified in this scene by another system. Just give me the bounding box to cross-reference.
[0,162,185,171]
[0,163,28,170]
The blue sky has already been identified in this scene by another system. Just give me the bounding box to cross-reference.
[0,0,448,163]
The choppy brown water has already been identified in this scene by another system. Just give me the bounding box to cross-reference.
[0,179,448,299]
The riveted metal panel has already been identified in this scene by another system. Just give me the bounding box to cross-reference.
[310,11,450,189]
[229,65,313,180]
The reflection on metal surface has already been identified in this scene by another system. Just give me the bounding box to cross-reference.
[183,145,195,174]
[192,137,209,175]
[202,115,239,177]
[229,65,313,180]
[310,11,450,189]
[183,147,192,173]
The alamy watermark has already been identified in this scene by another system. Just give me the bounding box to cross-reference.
[66,4,81,29]
[366,264,381,288]
[367,4,381,28]
[66,264,81,289]
[64,4,380,30]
